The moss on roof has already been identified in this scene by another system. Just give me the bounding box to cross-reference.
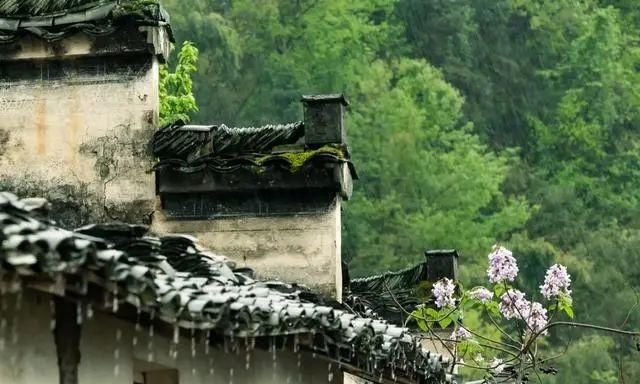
[256,145,347,172]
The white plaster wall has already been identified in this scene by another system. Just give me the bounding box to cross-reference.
[0,291,344,384]
[0,291,59,384]
[152,200,343,300]
[0,43,160,220]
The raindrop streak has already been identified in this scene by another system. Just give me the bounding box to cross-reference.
[293,334,299,353]
[328,363,334,383]
[0,315,6,352]
[49,299,56,331]
[245,348,251,370]
[86,304,94,320]
[209,357,215,376]
[112,286,119,313]
[173,326,179,344]
[229,367,234,384]
[10,312,18,346]
[133,308,141,347]
[191,329,197,358]
[15,291,22,311]
[204,331,210,355]
[170,325,180,360]
[271,337,277,380]
[147,311,155,362]
[114,328,122,377]
[76,303,83,325]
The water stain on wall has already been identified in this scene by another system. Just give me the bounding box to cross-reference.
[0,129,9,157]
[35,98,47,155]
[66,90,80,166]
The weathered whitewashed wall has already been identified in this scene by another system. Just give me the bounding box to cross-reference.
[152,200,343,301]
[0,291,342,384]
[0,31,164,227]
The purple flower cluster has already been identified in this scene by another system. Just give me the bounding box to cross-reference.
[469,287,494,303]
[522,301,548,334]
[450,326,472,341]
[432,278,456,308]
[540,264,572,300]
[500,290,549,333]
[487,245,519,283]
[499,289,528,319]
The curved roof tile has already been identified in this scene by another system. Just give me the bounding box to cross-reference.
[0,191,452,383]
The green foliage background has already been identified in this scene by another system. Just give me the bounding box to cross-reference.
[162,0,640,381]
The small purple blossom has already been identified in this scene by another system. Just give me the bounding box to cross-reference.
[487,245,519,283]
[522,301,549,334]
[500,290,550,335]
[450,326,472,341]
[432,278,456,308]
[499,289,528,319]
[540,264,572,300]
[469,287,494,303]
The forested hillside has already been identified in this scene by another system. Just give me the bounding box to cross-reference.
[162,0,640,381]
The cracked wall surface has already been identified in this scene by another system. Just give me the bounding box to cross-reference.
[151,199,343,300]
[0,47,159,227]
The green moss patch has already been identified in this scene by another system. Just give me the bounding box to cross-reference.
[256,145,347,173]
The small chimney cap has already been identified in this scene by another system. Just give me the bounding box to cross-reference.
[425,249,459,259]
[424,249,459,281]
[301,94,349,106]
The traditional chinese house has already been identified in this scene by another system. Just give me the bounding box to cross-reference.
[0,1,456,383]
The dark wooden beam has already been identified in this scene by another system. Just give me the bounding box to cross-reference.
[53,297,82,384]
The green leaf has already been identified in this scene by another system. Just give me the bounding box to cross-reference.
[416,318,431,332]
[446,308,460,323]
[559,293,573,307]
[458,339,482,357]
[493,284,507,297]
[484,301,501,317]
[160,41,199,125]
[425,308,439,319]
[463,299,477,310]
[563,305,575,319]
[557,293,574,318]
[438,316,453,329]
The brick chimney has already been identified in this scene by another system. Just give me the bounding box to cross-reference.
[302,94,349,146]
[0,3,171,227]
[151,95,356,300]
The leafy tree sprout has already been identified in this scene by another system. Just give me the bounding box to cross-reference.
[159,41,199,126]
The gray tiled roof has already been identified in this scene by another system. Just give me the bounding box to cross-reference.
[0,192,452,383]
[152,121,356,177]
[153,122,306,160]
[346,251,458,327]
[0,1,169,43]
[0,1,101,16]
[347,263,430,326]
